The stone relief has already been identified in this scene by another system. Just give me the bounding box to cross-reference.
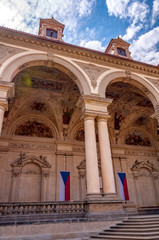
[146,77,159,90]
[75,62,108,88]
[11,152,51,168]
[22,162,42,175]
[125,150,157,157]
[9,142,56,150]
[130,160,158,172]
[72,145,85,152]
[0,44,24,65]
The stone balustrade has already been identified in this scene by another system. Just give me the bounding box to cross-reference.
[0,201,86,216]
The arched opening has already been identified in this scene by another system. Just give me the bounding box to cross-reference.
[2,63,85,202]
[2,65,81,140]
[105,81,157,146]
[105,80,159,207]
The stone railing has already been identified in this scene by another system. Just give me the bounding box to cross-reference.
[0,201,86,216]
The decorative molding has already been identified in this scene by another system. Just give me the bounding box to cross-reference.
[11,152,51,168]
[1,31,159,76]
[146,77,159,90]
[125,150,157,157]
[9,142,56,150]
[0,44,24,65]
[130,160,158,172]
[75,62,107,89]
[72,145,85,152]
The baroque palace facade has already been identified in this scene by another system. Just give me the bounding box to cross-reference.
[0,18,159,214]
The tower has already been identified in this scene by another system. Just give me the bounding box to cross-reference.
[38,17,65,41]
[105,37,131,59]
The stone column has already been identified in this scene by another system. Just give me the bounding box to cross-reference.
[84,114,100,197]
[97,115,116,196]
[0,106,5,135]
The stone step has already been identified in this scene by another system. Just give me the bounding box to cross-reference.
[109,224,159,229]
[117,220,159,225]
[129,214,159,219]
[138,208,159,215]
[104,227,159,232]
[90,214,159,239]
[91,235,159,239]
[98,231,159,237]
[123,218,159,222]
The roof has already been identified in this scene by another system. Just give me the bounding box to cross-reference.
[0,25,158,70]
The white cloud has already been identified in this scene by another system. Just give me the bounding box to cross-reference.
[130,27,159,65]
[0,0,95,35]
[106,0,149,41]
[152,0,159,26]
[77,0,96,17]
[80,40,105,51]
[127,1,149,24]
[106,0,130,18]
[122,23,142,41]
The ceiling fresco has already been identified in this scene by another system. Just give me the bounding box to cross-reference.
[106,82,153,109]
[106,81,157,145]
[13,66,80,94]
[2,65,81,137]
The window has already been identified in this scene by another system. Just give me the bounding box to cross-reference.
[117,48,126,56]
[46,29,57,39]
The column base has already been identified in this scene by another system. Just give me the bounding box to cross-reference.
[85,193,102,201]
[102,193,121,201]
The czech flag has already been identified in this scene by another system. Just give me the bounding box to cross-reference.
[59,171,70,201]
[118,173,129,201]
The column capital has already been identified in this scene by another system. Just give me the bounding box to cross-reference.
[84,113,97,121]
[0,100,8,111]
[76,95,112,116]
[97,115,110,122]
[0,81,15,99]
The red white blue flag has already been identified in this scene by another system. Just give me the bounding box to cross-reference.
[117,173,129,201]
[59,171,70,201]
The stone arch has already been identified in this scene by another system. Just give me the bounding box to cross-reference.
[69,122,84,141]
[7,115,59,139]
[98,70,159,109]
[0,51,91,95]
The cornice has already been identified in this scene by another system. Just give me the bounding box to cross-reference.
[0,26,159,77]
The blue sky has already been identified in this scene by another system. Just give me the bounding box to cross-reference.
[0,0,159,65]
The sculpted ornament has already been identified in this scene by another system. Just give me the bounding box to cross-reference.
[0,44,23,65]
[130,160,158,172]
[11,153,51,168]
[146,77,159,90]
[75,62,107,89]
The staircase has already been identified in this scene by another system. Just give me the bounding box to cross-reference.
[90,214,159,239]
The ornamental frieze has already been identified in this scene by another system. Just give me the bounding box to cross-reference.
[11,152,51,168]
[125,150,157,157]
[146,77,159,90]
[74,61,108,88]
[9,142,56,151]
[0,44,24,65]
